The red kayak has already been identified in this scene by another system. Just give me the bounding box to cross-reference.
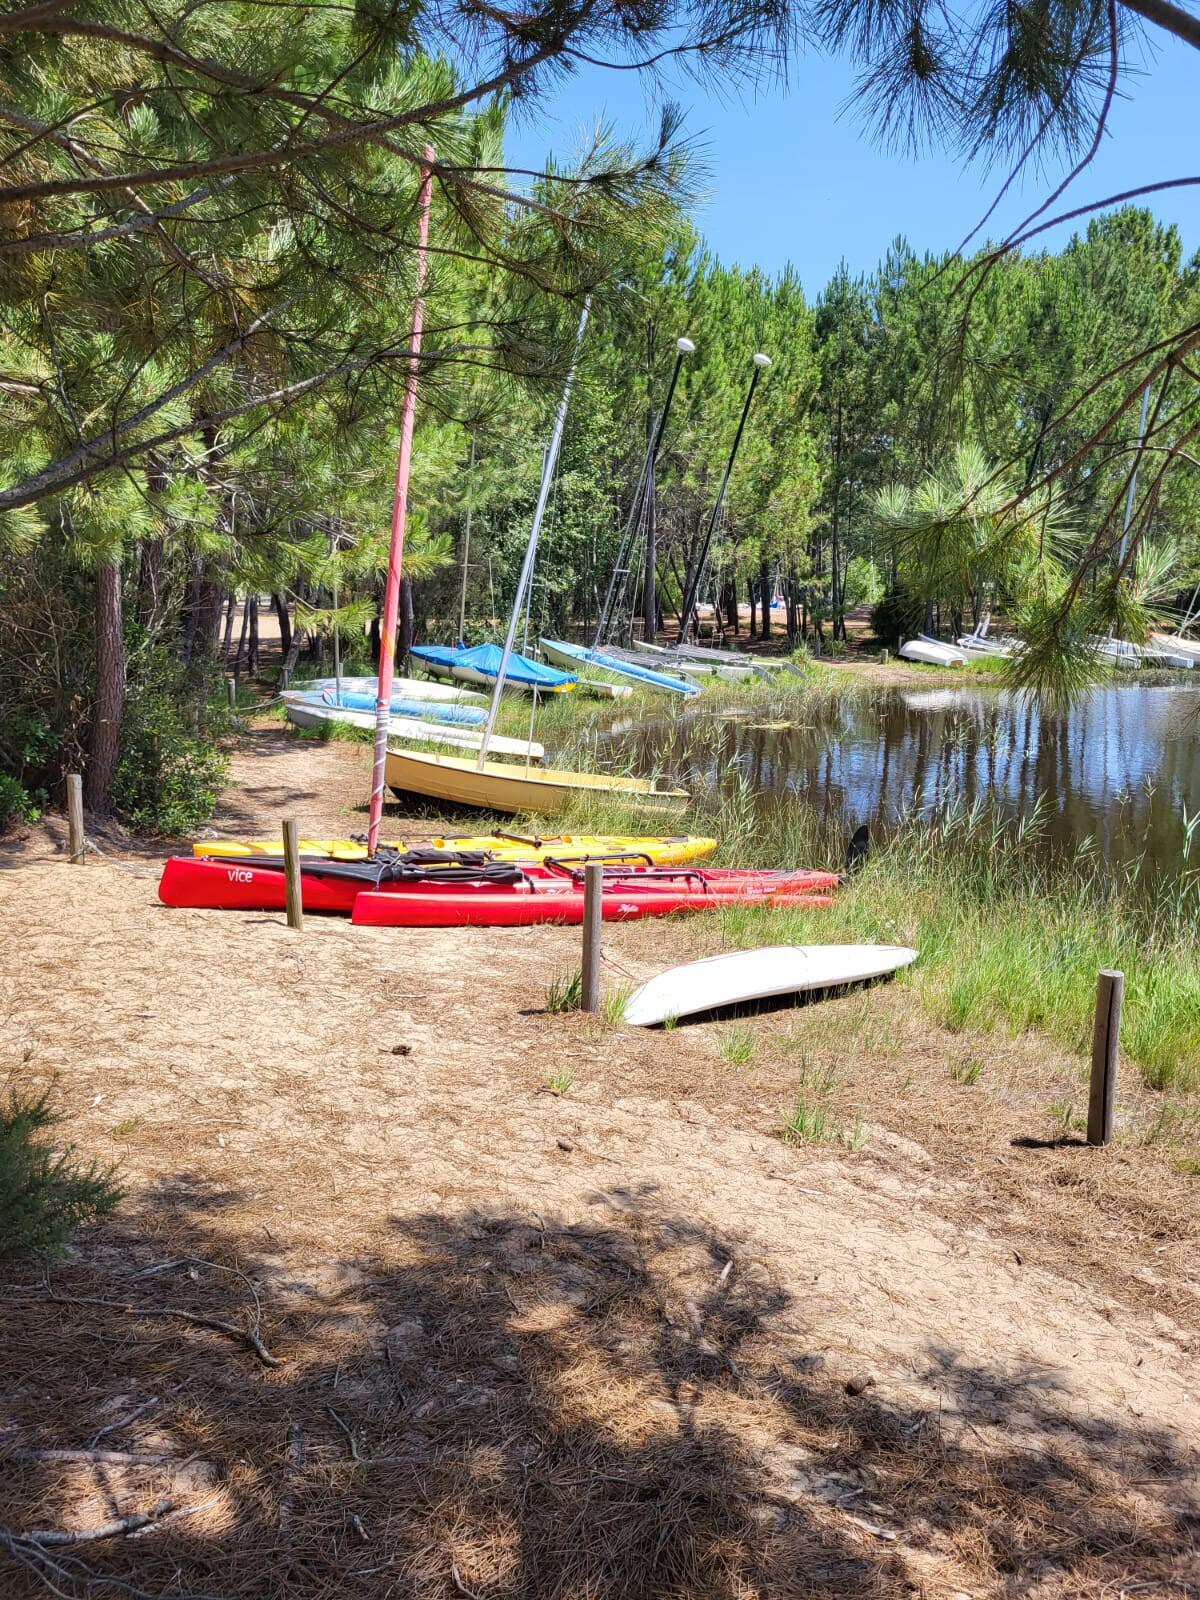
[158,855,840,918]
[350,882,836,928]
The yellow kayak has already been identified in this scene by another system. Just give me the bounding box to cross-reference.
[192,833,718,866]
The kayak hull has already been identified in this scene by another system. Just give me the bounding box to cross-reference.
[624,943,918,1026]
[295,675,488,706]
[351,885,835,928]
[191,833,718,865]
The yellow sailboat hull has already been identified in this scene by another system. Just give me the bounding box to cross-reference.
[385,748,687,816]
[193,832,716,865]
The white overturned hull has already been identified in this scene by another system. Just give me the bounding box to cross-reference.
[296,674,488,706]
[625,944,919,1027]
[899,640,967,667]
[955,635,1014,659]
[283,697,543,761]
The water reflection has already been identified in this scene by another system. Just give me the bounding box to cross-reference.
[612,685,1200,875]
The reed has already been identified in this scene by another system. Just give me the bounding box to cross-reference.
[714,797,1200,1094]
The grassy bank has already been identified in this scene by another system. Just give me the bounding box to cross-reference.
[558,781,1200,1101]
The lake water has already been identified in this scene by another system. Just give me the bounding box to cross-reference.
[608,684,1200,876]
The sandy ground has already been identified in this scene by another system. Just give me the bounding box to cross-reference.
[1,729,1197,1598]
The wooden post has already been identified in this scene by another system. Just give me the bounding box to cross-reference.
[581,862,603,1012]
[67,773,85,864]
[1087,969,1123,1147]
[879,649,889,666]
[227,676,237,710]
[282,818,304,931]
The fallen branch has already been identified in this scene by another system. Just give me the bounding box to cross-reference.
[4,1448,176,1467]
[5,1292,280,1367]
[12,1499,174,1546]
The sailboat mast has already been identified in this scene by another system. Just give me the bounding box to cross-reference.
[367,147,434,855]
[475,297,592,770]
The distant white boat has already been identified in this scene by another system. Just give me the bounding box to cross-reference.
[955,633,1014,659]
[624,944,919,1027]
[899,637,968,667]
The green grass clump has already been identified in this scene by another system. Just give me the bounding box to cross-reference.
[717,1023,756,1068]
[1,1090,122,1260]
[779,1093,867,1150]
[950,1059,982,1085]
[601,984,633,1026]
[546,968,583,1013]
[544,1069,575,1096]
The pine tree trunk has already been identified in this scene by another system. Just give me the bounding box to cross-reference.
[221,591,237,661]
[248,596,259,674]
[399,578,414,668]
[179,559,202,663]
[272,593,292,658]
[748,578,757,639]
[760,561,772,640]
[86,559,125,814]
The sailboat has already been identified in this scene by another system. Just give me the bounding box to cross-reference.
[385,300,691,816]
[540,636,701,695]
[409,642,576,694]
[283,692,543,760]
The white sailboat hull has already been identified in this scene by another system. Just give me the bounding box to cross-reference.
[625,944,919,1027]
[283,697,543,761]
[899,640,967,667]
[296,675,488,706]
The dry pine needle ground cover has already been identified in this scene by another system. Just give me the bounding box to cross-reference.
[0,729,1197,1599]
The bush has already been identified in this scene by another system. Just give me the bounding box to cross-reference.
[0,772,40,829]
[113,671,229,836]
[870,584,925,647]
[0,1089,121,1260]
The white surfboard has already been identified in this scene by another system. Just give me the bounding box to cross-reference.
[624,944,918,1027]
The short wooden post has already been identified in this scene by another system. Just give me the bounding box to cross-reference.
[581,862,603,1012]
[282,818,304,931]
[66,773,85,864]
[1087,969,1123,1146]
[227,676,237,710]
[879,648,889,666]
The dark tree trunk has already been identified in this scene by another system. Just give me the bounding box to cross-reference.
[786,569,798,648]
[196,581,225,660]
[179,559,203,663]
[399,578,414,668]
[221,591,237,661]
[724,577,739,637]
[86,560,125,814]
[272,593,292,658]
[232,597,250,672]
[748,578,757,640]
[760,561,772,640]
[247,596,259,674]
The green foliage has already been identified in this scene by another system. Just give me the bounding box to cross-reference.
[870,584,924,646]
[112,664,228,835]
[0,1089,122,1261]
[0,773,40,828]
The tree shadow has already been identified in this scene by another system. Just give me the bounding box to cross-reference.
[1,1179,1195,1597]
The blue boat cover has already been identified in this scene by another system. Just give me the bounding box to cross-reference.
[321,690,485,726]
[411,643,576,690]
[539,638,700,695]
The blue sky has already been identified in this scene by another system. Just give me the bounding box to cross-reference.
[505,30,1199,295]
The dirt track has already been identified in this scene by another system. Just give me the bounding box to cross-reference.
[1,728,1197,1598]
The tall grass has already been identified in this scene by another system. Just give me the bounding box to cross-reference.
[715,798,1200,1093]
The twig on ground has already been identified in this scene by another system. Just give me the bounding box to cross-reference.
[5,1448,176,1467]
[5,1291,280,1367]
[452,1563,482,1599]
[12,1499,174,1546]
[325,1406,361,1462]
[88,1396,160,1447]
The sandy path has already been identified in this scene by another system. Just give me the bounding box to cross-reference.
[1,730,1196,1598]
